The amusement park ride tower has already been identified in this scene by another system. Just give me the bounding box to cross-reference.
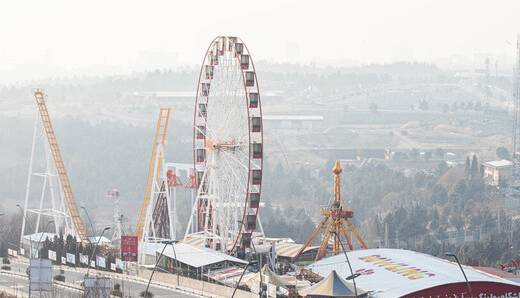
[20,90,88,247]
[297,161,367,261]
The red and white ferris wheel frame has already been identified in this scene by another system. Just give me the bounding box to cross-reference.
[192,36,263,251]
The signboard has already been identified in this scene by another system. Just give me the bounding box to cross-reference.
[61,257,66,264]
[66,253,76,265]
[90,260,95,268]
[80,254,89,265]
[48,250,56,261]
[96,256,106,268]
[121,236,138,262]
[115,258,125,271]
[8,249,19,257]
[110,263,116,271]
[29,258,52,292]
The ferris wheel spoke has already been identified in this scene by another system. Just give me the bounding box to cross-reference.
[218,148,250,172]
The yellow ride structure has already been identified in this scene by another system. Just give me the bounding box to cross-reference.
[33,90,88,242]
[135,108,171,241]
[296,160,367,261]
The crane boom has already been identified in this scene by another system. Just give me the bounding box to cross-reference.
[34,90,87,242]
[135,108,171,240]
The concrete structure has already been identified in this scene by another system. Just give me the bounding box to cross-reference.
[482,159,513,186]
[308,248,520,297]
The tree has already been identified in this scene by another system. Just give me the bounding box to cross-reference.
[451,180,468,201]
[451,102,458,112]
[434,148,445,159]
[436,161,448,176]
[431,184,448,204]
[410,149,420,161]
[465,157,471,177]
[471,154,480,178]
[424,151,432,161]
[496,146,511,160]
[419,99,429,110]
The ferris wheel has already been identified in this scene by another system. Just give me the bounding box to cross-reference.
[186,36,264,253]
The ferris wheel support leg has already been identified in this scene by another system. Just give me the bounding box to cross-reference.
[191,189,195,234]
[184,197,199,239]
[257,213,265,237]
[185,169,208,238]
[20,118,38,251]
[204,159,214,250]
[165,167,175,240]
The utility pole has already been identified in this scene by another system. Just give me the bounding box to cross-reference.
[384,223,389,248]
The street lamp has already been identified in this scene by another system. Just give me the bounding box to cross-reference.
[238,220,264,298]
[86,226,110,277]
[144,240,179,298]
[231,260,258,298]
[337,238,359,298]
[34,221,54,259]
[446,252,473,298]
[346,273,361,280]
[249,239,265,298]
[80,206,95,237]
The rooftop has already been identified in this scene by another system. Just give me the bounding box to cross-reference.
[275,242,319,258]
[308,248,520,297]
[23,232,57,242]
[157,242,248,268]
[483,159,513,168]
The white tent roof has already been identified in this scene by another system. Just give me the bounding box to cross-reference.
[87,236,111,244]
[23,232,56,242]
[300,270,363,297]
[157,242,247,268]
[308,248,520,297]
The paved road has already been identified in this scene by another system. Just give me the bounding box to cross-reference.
[5,260,197,298]
[0,271,83,297]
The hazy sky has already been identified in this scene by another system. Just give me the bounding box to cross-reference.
[1,0,520,83]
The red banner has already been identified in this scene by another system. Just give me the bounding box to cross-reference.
[121,236,138,262]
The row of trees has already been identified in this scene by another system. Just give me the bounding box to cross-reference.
[263,153,518,267]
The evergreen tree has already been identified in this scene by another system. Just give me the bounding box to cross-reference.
[436,161,448,176]
[471,154,479,178]
[465,157,471,177]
